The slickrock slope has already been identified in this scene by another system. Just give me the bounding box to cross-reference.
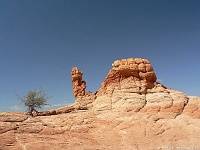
[1,109,200,150]
[1,58,200,150]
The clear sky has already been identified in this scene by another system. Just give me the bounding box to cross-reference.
[0,0,200,112]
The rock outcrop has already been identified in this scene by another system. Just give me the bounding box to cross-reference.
[1,57,200,150]
[96,58,159,96]
[99,58,157,92]
[1,107,200,150]
[71,67,96,110]
[92,58,188,119]
[71,67,86,98]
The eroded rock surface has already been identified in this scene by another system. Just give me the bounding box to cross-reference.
[92,58,188,119]
[1,58,200,150]
[71,67,96,109]
[1,108,200,150]
[71,67,86,98]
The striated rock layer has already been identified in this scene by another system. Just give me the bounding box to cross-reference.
[92,58,188,120]
[1,58,200,150]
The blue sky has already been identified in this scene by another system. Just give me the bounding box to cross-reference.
[0,0,200,112]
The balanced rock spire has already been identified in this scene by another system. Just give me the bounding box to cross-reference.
[71,67,86,98]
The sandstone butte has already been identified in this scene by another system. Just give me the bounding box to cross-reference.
[1,58,200,150]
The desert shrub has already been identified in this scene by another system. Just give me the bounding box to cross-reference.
[17,87,51,116]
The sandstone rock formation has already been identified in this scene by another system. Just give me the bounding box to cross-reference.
[1,58,200,150]
[1,107,200,150]
[71,67,86,98]
[97,58,158,95]
[71,67,96,110]
[93,58,187,118]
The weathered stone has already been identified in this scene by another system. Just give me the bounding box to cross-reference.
[71,67,86,97]
[1,57,200,150]
[97,58,157,97]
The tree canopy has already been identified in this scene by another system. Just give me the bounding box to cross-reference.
[17,87,51,116]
